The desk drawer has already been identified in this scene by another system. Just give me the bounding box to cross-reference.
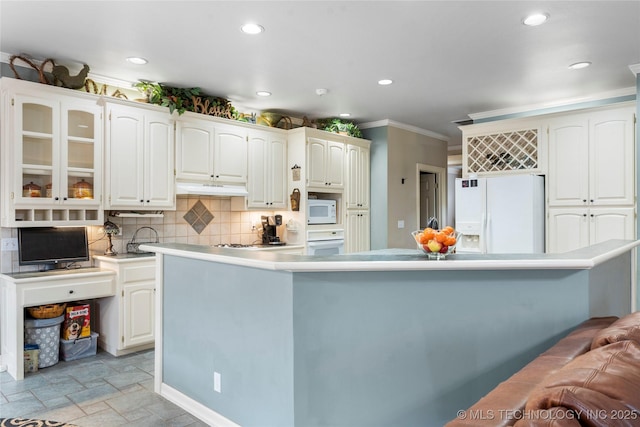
[121,262,155,283]
[22,276,115,306]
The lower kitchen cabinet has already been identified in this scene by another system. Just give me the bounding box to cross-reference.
[547,207,635,253]
[93,255,155,356]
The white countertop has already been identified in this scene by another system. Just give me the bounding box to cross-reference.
[139,239,640,272]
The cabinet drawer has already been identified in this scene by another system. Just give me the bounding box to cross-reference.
[122,263,155,283]
[22,276,116,306]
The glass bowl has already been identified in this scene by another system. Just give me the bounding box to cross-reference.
[411,229,460,260]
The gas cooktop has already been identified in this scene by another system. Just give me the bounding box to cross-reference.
[213,243,255,248]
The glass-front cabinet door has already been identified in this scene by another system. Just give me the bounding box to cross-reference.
[63,102,102,206]
[15,94,102,208]
[4,81,103,226]
[17,96,57,204]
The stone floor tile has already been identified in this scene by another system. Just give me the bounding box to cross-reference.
[24,402,87,423]
[41,395,74,409]
[145,399,188,420]
[69,407,129,427]
[81,400,111,415]
[0,374,48,395]
[0,396,45,418]
[104,388,164,414]
[67,383,121,408]
[120,406,152,421]
[165,413,206,427]
[5,390,34,402]
[30,377,84,401]
[104,369,153,389]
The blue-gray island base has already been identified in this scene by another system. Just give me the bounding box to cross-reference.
[140,240,639,427]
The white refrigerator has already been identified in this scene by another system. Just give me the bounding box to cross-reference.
[454,175,545,254]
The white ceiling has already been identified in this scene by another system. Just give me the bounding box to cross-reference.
[1,1,639,148]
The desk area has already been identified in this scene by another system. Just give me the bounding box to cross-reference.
[0,267,116,380]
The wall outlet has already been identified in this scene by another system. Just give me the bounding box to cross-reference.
[1,238,18,251]
[397,220,405,229]
[214,371,221,393]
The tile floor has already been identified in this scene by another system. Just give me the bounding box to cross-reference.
[0,349,210,426]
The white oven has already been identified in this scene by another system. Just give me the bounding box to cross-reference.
[306,229,344,256]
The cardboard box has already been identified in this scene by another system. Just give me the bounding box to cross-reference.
[24,344,39,373]
[61,303,91,340]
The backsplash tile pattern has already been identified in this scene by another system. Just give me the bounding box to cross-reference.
[0,196,276,274]
[183,200,214,234]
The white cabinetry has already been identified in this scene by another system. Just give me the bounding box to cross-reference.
[547,105,636,253]
[94,256,155,355]
[547,207,635,253]
[548,107,635,207]
[247,130,287,208]
[0,268,115,380]
[345,210,370,253]
[346,143,370,209]
[175,115,248,184]
[105,101,175,209]
[461,121,545,177]
[344,141,371,253]
[1,77,103,226]
[307,137,345,189]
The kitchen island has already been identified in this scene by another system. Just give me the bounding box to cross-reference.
[141,240,639,427]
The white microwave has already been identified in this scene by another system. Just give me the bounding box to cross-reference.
[307,199,337,224]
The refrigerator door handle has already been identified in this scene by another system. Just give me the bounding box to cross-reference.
[484,213,491,253]
[481,212,488,253]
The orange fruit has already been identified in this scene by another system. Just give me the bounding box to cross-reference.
[435,232,447,243]
[442,226,454,235]
[444,236,457,246]
[423,230,435,241]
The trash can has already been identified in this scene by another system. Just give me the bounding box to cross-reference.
[24,314,64,368]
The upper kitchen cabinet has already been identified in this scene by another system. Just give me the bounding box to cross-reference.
[307,136,345,190]
[247,129,287,209]
[175,114,248,184]
[461,119,546,178]
[345,142,370,210]
[548,105,635,207]
[0,78,103,227]
[104,100,175,210]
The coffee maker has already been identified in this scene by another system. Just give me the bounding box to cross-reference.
[261,215,283,245]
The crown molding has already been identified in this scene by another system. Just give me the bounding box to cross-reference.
[469,86,637,121]
[358,119,449,142]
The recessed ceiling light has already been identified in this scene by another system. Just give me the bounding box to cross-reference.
[339,113,351,118]
[378,79,393,86]
[569,61,592,70]
[126,57,148,65]
[241,23,264,34]
[256,91,271,97]
[523,13,549,26]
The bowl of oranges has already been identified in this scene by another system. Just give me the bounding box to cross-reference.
[412,226,459,260]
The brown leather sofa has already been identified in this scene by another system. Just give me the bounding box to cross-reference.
[446,312,640,427]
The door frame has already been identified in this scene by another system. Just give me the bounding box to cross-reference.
[415,163,447,230]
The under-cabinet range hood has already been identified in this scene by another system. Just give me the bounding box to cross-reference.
[175,182,248,197]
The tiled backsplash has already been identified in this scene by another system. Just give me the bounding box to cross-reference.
[0,196,280,274]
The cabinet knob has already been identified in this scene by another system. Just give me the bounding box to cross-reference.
[69,290,74,294]
[583,200,587,203]
[583,214,587,217]
[146,200,150,203]
[63,197,67,201]
[590,199,594,203]
[590,214,594,217]
[54,197,59,201]
[140,199,144,203]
